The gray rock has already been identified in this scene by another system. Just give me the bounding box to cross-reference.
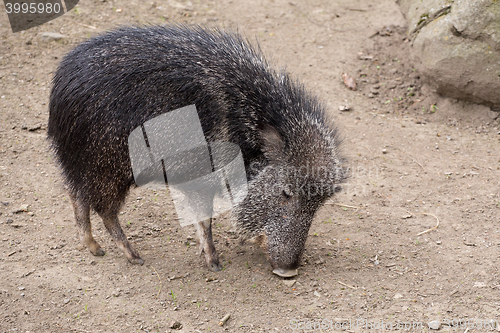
[396,0,500,111]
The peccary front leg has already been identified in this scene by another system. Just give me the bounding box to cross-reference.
[96,210,144,265]
[196,218,221,272]
[70,193,105,257]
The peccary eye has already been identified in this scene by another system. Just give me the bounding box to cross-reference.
[282,186,293,199]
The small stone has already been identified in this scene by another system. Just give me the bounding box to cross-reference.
[393,293,403,299]
[6,218,13,224]
[28,124,42,132]
[283,280,296,287]
[40,32,67,41]
[112,289,121,297]
[368,93,375,98]
[13,204,29,214]
[387,81,397,89]
[313,291,321,297]
[401,214,412,219]
[382,149,388,154]
[18,286,25,291]
[64,298,70,304]
[436,240,442,245]
[1,202,9,206]
[339,105,350,112]
[473,282,487,288]
[428,320,440,330]
[169,320,182,329]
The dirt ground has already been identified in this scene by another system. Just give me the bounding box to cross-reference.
[1,0,500,332]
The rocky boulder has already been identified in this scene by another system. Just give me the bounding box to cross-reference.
[396,0,500,111]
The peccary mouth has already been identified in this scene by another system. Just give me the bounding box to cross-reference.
[272,268,299,278]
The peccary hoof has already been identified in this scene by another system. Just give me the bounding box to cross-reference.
[91,248,105,257]
[272,268,298,278]
[127,257,145,265]
[208,261,222,272]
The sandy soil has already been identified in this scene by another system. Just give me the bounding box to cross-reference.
[1,0,500,332]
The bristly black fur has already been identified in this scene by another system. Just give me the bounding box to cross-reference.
[48,25,345,272]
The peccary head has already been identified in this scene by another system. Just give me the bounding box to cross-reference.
[235,113,344,277]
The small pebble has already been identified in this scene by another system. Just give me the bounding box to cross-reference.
[382,149,388,154]
[64,298,70,304]
[387,81,397,89]
[40,32,67,41]
[6,218,13,224]
[169,320,182,329]
[393,293,403,299]
[13,204,29,214]
[283,280,296,287]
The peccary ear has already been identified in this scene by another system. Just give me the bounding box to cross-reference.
[261,124,285,161]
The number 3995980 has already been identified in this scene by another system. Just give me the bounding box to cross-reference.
[5,2,62,14]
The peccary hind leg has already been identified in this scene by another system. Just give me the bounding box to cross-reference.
[196,218,221,272]
[70,193,105,257]
[96,209,144,265]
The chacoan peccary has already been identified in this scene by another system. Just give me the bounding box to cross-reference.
[48,25,346,277]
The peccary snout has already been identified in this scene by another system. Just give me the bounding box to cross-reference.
[235,126,343,277]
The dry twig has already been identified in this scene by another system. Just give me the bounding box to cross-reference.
[151,266,162,299]
[337,281,357,289]
[329,203,360,210]
[399,149,425,170]
[416,213,440,236]
[219,313,231,326]
[75,22,97,30]
[288,2,344,31]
